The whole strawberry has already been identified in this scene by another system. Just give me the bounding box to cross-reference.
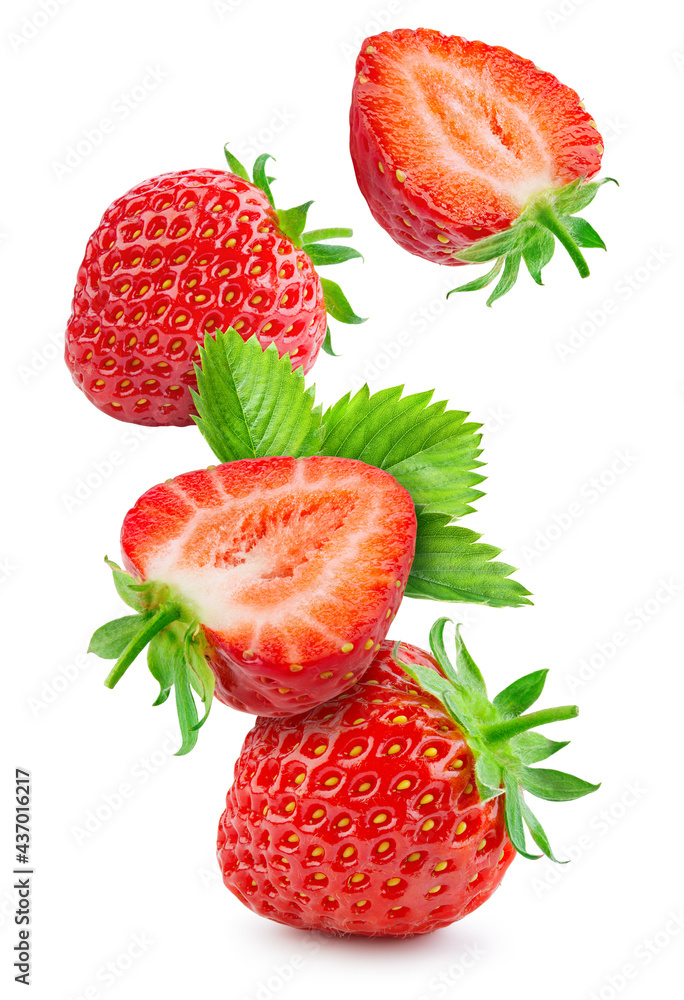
[65,148,363,425]
[350,29,615,304]
[89,456,416,751]
[217,622,597,936]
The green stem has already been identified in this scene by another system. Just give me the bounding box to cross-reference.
[532,202,590,278]
[483,706,579,743]
[105,605,182,689]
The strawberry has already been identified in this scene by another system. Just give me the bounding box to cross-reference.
[65,147,363,426]
[350,29,615,304]
[217,621,597,936]
[89,456,416,751]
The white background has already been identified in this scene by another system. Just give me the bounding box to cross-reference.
[2,0,683,998]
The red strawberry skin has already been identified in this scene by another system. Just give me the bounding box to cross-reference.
[217,641,515,936]
[65,170,326,426]
[121,457,416,716]
[350,29,604,263]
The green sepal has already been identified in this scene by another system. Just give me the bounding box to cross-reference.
[303,243,364,266]
[173,648,200,757]
[393,619,599,863]
[89,615,152,659]
[450,176,617,304]
[321,328,338,356]
[104,557,156,612]
[223,145,250,182]
[252,153,275,207]
[302,227,353,242]
[276,201,313,246]
[184,626,216,732]
[147,626,180,707]
[319,277,366,325]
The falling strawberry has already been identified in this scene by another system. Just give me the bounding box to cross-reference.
[218,621,598,936]
[65,147,363,426]
[89,456,416,749]
[350,28,615,304]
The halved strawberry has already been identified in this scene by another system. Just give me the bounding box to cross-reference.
[90,456,416,749]
[350,29,615,303]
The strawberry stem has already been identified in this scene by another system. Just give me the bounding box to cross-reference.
[482,705,579,743]
[531,201,590,278]
[104,605,182,689]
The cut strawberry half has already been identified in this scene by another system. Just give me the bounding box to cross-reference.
[90,457,416,750]
[350,28,615,303]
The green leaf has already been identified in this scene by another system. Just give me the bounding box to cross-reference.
[172,648,199,756]
[504,776,541,859]
[427,617,460,686]
[192,329,323,463]
[304,243,363,266]
[493,669,549,718]
[552,176,616,215]
[405,514,532,608]
[223,145,250,182]
[276,201,313,246]
[447,258,504,297]
[454,228,521,264]
[252,153,275,207]
[184,628,216,732]
[302,227,353,242]
[147,626,180,706]
[320,385,485,522]
[89,615,149,659]
[560,214,606,250]
[453,624,489,699]
[473,748,504,802]
[321,327,338,357]
[486,251,522,306]
[319,277,366,325]
[521,800,564,863]
[520,766,600,802]
[104,558,152,613]
[522,228,555,284]
[511,731,570,765]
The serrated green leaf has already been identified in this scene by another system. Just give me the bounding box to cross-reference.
[304,243,363,266]
[560,214,606,250]
[89,615,150,659]
[493,669,549,718]
[522,228,555,284]
[504,777,541,859]
[252,153,275,207]
[512,731,570,765]
[321,327,338,357]
[319,277,366,325]
[447,257,504,297]
[320,385,485,522]
[520,765,600,802]
[192,329,323,463]
[405,514,532,608]
[486,251,522,306]
[223,145,250,181]
[276,201,313,246]
[521,799,563,863]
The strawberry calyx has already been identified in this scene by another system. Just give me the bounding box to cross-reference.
[89,559,214,755]
[394,618,599,861]
[448,176,618,306]
[224,145,365,354]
